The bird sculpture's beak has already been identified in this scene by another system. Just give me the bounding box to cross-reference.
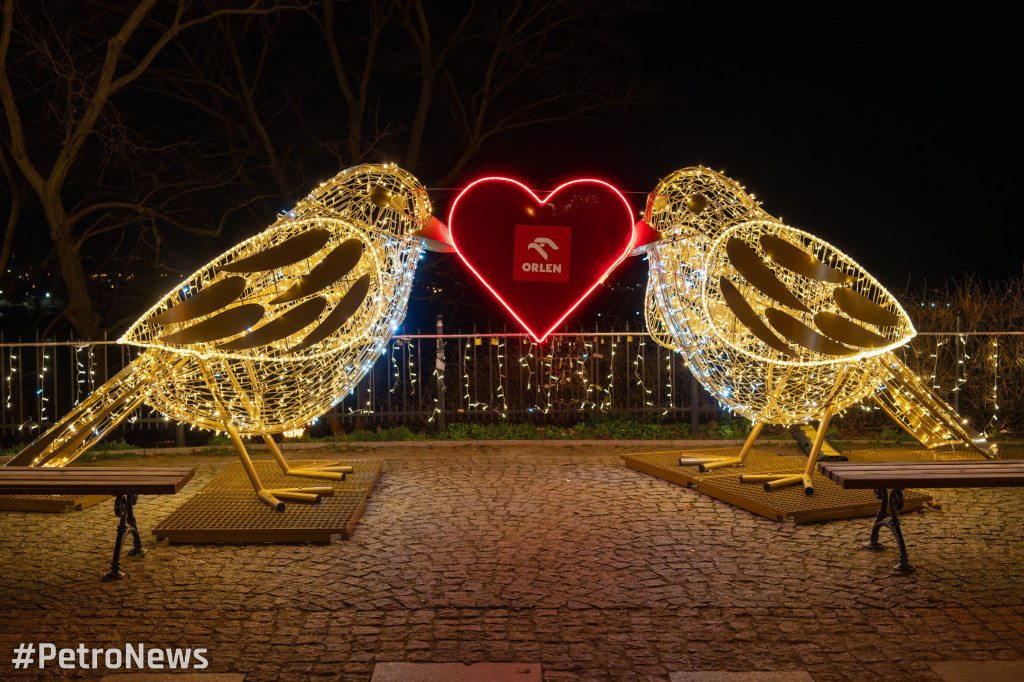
[411,216,454,253]
[629,219,664,256]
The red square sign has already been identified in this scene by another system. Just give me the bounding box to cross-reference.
[513,224,571,283]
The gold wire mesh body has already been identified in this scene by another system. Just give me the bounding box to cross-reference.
[11,165,429,470]
[644,166,995,458]
[644,166,912,425]
[118,164,428,434]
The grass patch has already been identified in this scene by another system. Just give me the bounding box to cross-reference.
[91,438,135,451]
[825,426,851,453]
[6,415,941,455]
[302,416,755,443]
[0,444,23,458]
[872,425,913,448]
[193,445,234,457]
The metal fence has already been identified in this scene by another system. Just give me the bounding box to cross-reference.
[1,327,1021,443]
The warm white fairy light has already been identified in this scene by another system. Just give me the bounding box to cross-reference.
[38,350,50,425]
[4,347,14,411]
[428,340,444,423]
[643,166,995,481]
[496,337,508,417]
[986,338,1000,435]
[74,344,85,407]
[15,164,431,469]
[644,167,904,426]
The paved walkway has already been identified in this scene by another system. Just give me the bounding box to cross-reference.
[1,442,1023,680]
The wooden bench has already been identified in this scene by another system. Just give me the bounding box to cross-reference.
[818,459,1024,572]
[0,467,195,580]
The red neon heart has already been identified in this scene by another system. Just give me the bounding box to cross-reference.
[448,177,635,342]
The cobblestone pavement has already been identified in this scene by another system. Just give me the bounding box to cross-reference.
[1,442,1023,680]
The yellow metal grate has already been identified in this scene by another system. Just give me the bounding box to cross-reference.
[153,459,381,543]
[621,447,801,488]
[844,447,987,462]
[0,494,110,513]
[622,448,934,523]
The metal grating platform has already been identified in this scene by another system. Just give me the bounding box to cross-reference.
[622,448,934,523]
[0,493,110,513]
[841,447,988,462]
[153,459,382,543]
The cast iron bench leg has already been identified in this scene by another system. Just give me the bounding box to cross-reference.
[864,487,913,573]
[104,494,142,581]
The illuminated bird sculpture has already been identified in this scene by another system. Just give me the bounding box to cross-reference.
[640,166,996,494]
[8,164,445,509]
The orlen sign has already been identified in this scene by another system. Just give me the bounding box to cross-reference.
[513,225,571,283]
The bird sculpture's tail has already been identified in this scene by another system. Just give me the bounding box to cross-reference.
[875,353,997,459]
[5,349,182,468]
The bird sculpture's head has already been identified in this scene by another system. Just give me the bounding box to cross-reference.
[296,163,435,245]
[642,166,763,246]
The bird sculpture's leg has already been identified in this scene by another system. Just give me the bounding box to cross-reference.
[222,422,333,511]
[690,422,765,471]
[235,359,353,481]
[682,364,790,470]
[740,404,837,495]
[263,434,353,481]
[197,357,332,510]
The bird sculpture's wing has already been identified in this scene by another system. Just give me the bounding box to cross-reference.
[702,219,915,365]
[120,165,429,361]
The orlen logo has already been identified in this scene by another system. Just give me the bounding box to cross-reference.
[513,225,571,283]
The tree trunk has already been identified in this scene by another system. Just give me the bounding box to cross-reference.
[41,190,103,340]
[405,69,433,171]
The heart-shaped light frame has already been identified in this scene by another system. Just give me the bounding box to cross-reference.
[448,177,635,342]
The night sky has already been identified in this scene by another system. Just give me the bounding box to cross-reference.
[3,2,1022,336]
[411,3,1024,332]
[511,3,1024,287]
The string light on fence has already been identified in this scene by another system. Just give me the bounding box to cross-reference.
[987,338,1000,434]
[4,347,14,411]
[38,350,50,425]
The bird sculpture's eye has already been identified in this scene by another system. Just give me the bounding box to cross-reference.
[368,185,408,213]
[368,186,392,208]
[684,194,708,213]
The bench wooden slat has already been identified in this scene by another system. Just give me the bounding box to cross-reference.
[0,474,191,483]
[0,466,193,473]
[0,473,192,477]
[822,460,1024,467]
[824,464,1022,473]
[0,466,195,495]
[829,473,1024,489]
[825,466,1024,477]
[818,459,1024,489]
[0,473,192,483]
[0,466,194,472]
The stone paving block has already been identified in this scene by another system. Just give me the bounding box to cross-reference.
[99,671,243,675]
[929,659,1024,681]
[1,445,1024,680]
[370,661,543,681]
